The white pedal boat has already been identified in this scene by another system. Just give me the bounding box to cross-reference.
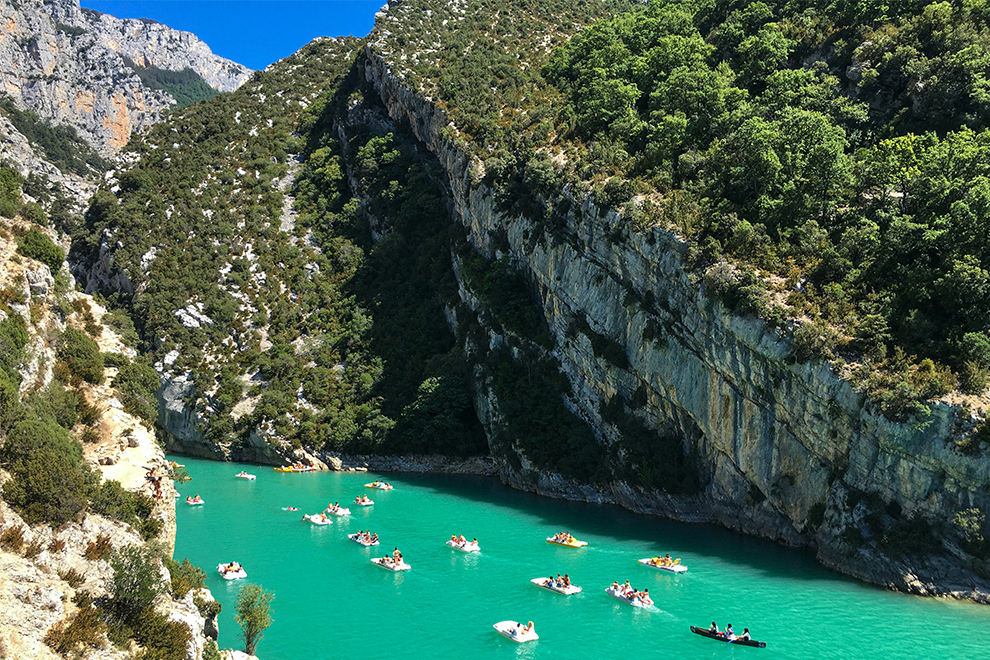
[325,507,351,516]
[371,557,410,571]
[353,497,374,506]
[235,471,256,480]
[217,563,246,580]
[303,513,332,526]
[493,620,538,643]
[605,586,653,607]
[186,498,204,506]
[348,533,380,546]
[446,539,480,553]
[546,536,587,547]
[364,481,393,490]
[530,577,582,594]
[638,557,687,573]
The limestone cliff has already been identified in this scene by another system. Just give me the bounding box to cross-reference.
[360,46,990,601]
[0,0,252,156]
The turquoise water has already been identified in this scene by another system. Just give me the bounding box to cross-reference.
[172,456,988,659]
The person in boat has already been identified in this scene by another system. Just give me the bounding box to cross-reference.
[740,628,751,641]
[370,532,378,543]
[709,622,720,634]
[392,548,402,562]
[521,621,534,634]
[640,588,650,603]
[725,624,735,640]
[562,574,571,587]
[457,534,466,544]
[611,581,620,590]
[623,580,632,595]
[471,537,478,545]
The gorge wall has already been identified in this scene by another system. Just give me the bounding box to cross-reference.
[361,47,990,601]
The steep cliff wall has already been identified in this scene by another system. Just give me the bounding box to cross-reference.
[361,47,990,600]
[0,0,252,156]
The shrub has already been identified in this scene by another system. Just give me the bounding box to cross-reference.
[3,442,89,526]
[84,533,113,561]
[203,639,222,660]
[0,526,25,552]
[113,360,160,423]
[48,537,66,553]
[132,607,192,660]
[24,539,43,558]
[44,605,105,655]
[194,593,222,618]
[16,227,64,273]
[166,557,206,599]
[109,545,167,619]
[58,327,104,384]
[58,567,85,588]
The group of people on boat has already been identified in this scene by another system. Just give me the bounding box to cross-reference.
[326,501,348,514]
[186,494,204,505]
[512,621,535,636]
[646,554,679,567]
[611,580,652,605]
[379,547,404,566]
[354,494,373,505]
[355,530,379,544]
[550,531,577,544]
[305,512,329,523]
[708,622,752,641]
[448,534,479,549]
[219,561,243,575]
[367,480,392,489]
[543,573,572,589]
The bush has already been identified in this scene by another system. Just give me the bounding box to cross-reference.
[48,537,66,553]
[131,606,191,660]
[166,558,205,599]
[16,227,64,273]
[194,593,222,618]
[24,538,43,558]
[45,606,105,655]
[58,327,104,384]
[84,533,113,561]
[109,545,167,619]
[0,526,25,552]
[3,448,89,526]
[58,567,85,588]
[113,360,160,423]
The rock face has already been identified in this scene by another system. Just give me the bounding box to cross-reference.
[0,0,252,156]
[360,47,990,600]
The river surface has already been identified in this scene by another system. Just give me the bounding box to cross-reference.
[171,455,988,659]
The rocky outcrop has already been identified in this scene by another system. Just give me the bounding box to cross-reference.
[0,0,252,156]
[360,47,990,600]
[157,371,288,466]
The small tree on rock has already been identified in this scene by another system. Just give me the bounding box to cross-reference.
[234,583,273,656]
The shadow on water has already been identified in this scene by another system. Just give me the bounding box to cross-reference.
[389,471,841,588]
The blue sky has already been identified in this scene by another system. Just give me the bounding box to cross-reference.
[80,1,382,70]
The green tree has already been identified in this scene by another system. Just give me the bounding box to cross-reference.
[234,583,273,656]
[109,544,168,619]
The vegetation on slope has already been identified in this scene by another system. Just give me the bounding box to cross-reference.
[0,95,108,176]
[73,40,486,456]
[373,0,990,423]
[122,56,221,108]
